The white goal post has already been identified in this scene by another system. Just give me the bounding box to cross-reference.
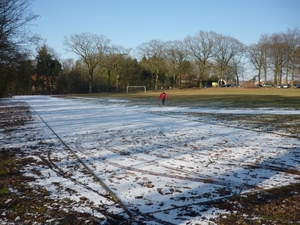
[126,86,146,93]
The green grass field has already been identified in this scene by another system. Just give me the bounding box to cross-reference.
[69,87,300,109]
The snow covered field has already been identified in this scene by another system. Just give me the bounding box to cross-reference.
[9,95,300,224]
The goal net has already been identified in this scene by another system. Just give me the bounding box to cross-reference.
[126,86,146,93]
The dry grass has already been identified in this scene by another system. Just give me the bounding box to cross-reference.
[66,87,300,109]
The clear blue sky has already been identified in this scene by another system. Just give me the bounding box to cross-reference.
[31,0,300,61]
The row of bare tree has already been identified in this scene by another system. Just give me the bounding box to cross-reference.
[136,31,245,90]
[62,28,300,93]
[248,28,300,86]
[1,0,300,97]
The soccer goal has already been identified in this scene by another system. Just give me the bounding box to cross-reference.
[126,86,146,93]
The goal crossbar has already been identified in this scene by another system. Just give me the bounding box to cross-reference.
[126,86,146,93]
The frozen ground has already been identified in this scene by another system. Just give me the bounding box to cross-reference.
[5,95,300,224]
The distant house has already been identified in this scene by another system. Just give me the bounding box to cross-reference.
[30,75,56,94]
[180,74,199,88]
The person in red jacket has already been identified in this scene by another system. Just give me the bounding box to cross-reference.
[159,90,167,105]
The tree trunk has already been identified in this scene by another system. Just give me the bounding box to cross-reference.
[89,72,93,93]
[155,73,159,90]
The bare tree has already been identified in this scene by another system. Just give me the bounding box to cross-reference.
[214,34,245,83]
[258,34,270,85]
[61,58,75,73]
[228,54,245,86]
[64,32,110,92]
[268,33,289,86]
[165,40,190,88]
[248,43,266,85]
[112,53,131,91]
[284,27,300,86]
[0,0,39,50]
[99,45,130,91]
[137,39,166,90]
[185,31,217,88]
[248,29,299,86]
[0,0,39,97]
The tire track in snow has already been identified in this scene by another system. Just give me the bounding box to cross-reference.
[27,103,137,223]
[23,96,300,224]
[75,134,256,192]
[75,127,299,187]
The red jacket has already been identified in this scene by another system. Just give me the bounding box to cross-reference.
[159,92,167,100]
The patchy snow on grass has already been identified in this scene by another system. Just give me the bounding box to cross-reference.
[10,95,300,224]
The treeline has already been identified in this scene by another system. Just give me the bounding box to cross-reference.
[1,0,300,97]
[0,0,39,98]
